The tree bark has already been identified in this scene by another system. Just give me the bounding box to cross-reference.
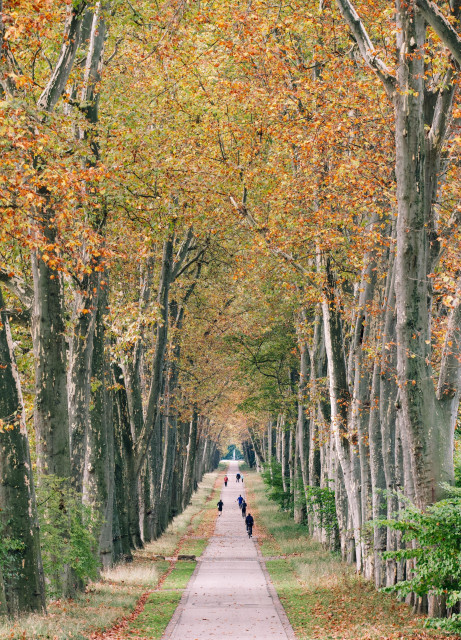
[0,289,46,614]
[31,227,70,479]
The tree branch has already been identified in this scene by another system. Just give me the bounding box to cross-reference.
[171,228,195,280]
[37,3,88,112]
[437,289,461,400]
[229,195,318,288]
[428,68,455,153]
[335,0,396,97]
[0,269,33,308]
[415,0,461,66]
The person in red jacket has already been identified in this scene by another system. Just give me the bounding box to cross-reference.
[224,475,228,487]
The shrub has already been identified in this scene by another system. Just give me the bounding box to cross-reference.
[380,487,461,632]
[305,482,338,534]
[261,458,291,510]
[36,476,101,598]
[0,519,24,597]
[454,439,461,488]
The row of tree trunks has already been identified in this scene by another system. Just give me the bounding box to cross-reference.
[248,205,460,603]
[1,226,218,611]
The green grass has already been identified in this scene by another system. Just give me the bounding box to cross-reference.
[161,561,196,590]
[123,560,197,638]
[125,592,182,639]
[178,537,208,556]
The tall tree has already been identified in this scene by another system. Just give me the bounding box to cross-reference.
[0,289,46,614]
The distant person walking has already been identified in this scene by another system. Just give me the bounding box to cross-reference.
[240,474,244,483]
[236,472,241,482]
[237,495,244,509]
[245,513,254,538]
[217,499,224,516]
[241,500,247,518]
[224,475,228,487]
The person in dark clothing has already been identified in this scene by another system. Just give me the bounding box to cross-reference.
[241,500,247,518]
[245,513,254,537]
[237,495,244,509]
[217,499,224,516]
[236,472,241,482]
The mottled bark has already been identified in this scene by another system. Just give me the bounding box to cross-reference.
[182,409,198,510]
[321,259,362,569]
[37,3,88,112]
[296,321,310,497]
[112,363,140,552]
[69,268,99,493]
[337,0,460,514]
[86,280,115,567]
[31,228,70,478]
[0,289,46,614]
[349,255,377,578]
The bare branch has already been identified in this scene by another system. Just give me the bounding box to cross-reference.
[172,228,195,280]
[437,288,461,400]
[428,68,455,153]
[105,37,123,65]
[229,196,319,289]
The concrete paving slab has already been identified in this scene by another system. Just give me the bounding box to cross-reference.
[162,461,296,640]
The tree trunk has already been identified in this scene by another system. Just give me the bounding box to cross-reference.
[0,289,46,614]
[86,279,115,567]
[321,258,362,570]
[31,235,70,479]
[69,269,99,494]
[182,409,198,510]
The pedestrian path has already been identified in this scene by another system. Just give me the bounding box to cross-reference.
[162,460,296,640]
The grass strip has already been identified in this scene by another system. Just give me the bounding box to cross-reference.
[160,561,196,591]
[123,592,183,639]
[246,470,461,640]
[123,561,197,639]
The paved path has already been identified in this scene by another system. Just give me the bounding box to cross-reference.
[162,461,296,640]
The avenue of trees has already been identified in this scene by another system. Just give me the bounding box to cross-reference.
[1,0,461,628]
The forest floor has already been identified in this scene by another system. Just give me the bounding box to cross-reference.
[0,466,223,640]
[245,471,461,640]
